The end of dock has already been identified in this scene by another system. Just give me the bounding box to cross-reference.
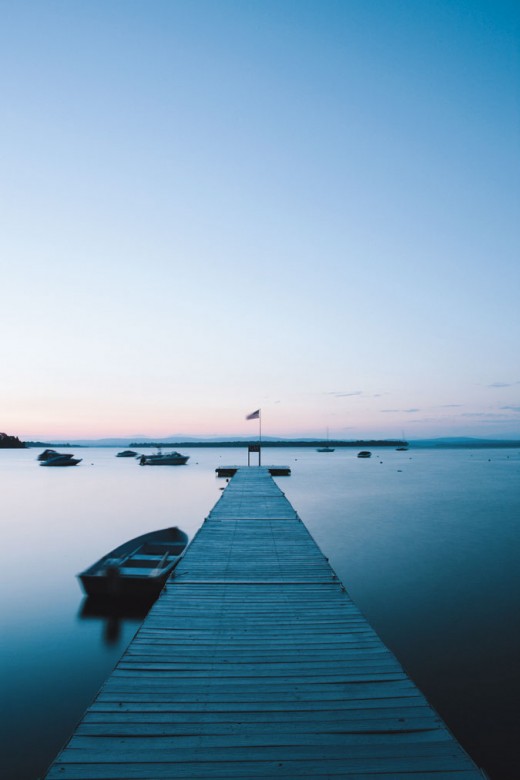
[216,465,291,477]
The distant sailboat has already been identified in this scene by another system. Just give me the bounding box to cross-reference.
[317,428,335,453]
[396,429,409,451]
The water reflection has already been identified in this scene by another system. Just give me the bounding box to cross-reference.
[78,596,152,646]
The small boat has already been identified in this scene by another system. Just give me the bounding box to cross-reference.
[317,428,335,453]
[116,450,138,458]
[396,432,408,451]
[40,454,82,466]
[357,451,372,458]
[139,450,189,466]
[78,526,188,599]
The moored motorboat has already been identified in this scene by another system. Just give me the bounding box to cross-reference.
[116,450,138,457]
[78,526,189,599]
[357,451,372,458]
[139,451,189,466]
[40,454,82,466]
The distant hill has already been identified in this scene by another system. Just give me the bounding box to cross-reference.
[42,436,406,448]
[24,441,73,448]
[20,435,520,450]
[129,439,407,449]
[411,437,520,448]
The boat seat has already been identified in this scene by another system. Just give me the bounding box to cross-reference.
[122,559,166,569]
[118,567,164,577]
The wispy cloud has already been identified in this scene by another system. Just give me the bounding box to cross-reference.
[438,404,463,409]
[381,408,420,414]
[462,411,519,419]
[326,390,391,400]
[488,381,520,388]
[501,406,520,413]
[471,419,520,425]
[327,391,363,398]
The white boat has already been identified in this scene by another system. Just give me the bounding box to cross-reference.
[139,450,189,466]
[78,527,188,599]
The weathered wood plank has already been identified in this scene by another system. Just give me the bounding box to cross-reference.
[91,695,430,711]
[74,725,450,744]
[61,740,473,760]
[85,703,438,719]
[80,715,442,731]
[46,764,483,779]
[94,694,428,709]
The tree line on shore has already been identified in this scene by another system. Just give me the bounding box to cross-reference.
[129,440,407,448]
[0,433,26,449]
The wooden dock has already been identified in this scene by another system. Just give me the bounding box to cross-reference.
[45,467,483,778]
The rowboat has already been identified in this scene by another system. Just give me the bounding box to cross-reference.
[78,527,188,599]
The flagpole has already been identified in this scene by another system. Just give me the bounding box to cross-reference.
[245,409,262,467]
[259,410,262,466]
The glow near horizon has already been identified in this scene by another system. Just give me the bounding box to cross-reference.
[1,0,519,441]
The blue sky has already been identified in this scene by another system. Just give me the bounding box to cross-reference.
[1,0,519,440]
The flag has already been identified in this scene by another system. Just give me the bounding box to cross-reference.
[246,409,260,420]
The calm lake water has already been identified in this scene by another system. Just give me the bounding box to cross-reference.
[1,445,519,779]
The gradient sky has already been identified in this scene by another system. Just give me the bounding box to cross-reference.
[1,0,519,440]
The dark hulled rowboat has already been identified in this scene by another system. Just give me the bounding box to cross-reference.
[78,526,188,599]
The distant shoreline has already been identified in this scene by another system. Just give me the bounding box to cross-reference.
[129,439,407,449]
[22,438,520,449]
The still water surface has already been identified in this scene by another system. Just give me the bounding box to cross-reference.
[1,446,519,779]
